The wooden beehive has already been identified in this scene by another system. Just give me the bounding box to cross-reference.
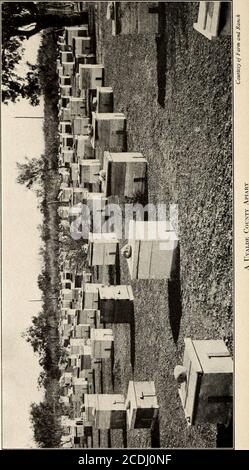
[74,135,94,159]
[59,121,72,134]
[60,133,74,149]
[69,97,87,117]
[60,96,71,109]
[70,338,87,355]
[71,117,90,136]
[59,75,71,86]
[75,54,96,72]
[83,283,102,310]
[178,338,233,426]
[92,112,127,152]
[73,324,91,339]
[60,108,71,122]
[102,151,147,197]
[79,64,104,90]
[90,328,114,359]
[126,220,178,279]
[87,232,119,266]
[71,288,84,310]
[73,36,92,56]
[59,43,71,52]
[96,87,114,113]
[126,381,159,429]
[73,377,89,397]
[60,51,74,63]
[65,26,89,47]
[84,394,126,429]
[70,163,80,186]
[79,159,101,185]
[99,285,134,323]
[57,65,64,78]
[62,61,75,76]
[61,149,75,164]
[76,309,100,327]
[78,368,95,388]
[193,1,225,40]
[60,85,72,97]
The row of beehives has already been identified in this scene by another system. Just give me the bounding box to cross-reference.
[57,25,233,447]
[56,25,179,281]
[58,268,160,447]
[107,1,231,40]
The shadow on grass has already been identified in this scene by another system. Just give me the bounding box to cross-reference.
[115,248,121,285]
[168,245,182,344]
[151,416,161,448]
[218,2,232,35]
[216,417,233,448]
[156,3,189,107]
[107,429,112,448]
[129,307,136,372]
[110,344,115,390]
[122,428,128,448]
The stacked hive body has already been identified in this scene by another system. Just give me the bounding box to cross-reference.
[177,339,233,426]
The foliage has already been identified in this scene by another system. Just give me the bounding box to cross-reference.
[30,401,62,448]
[1,2,86,105]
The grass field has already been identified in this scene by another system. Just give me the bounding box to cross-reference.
[93,2,233,448]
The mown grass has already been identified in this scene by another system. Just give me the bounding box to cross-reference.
[95,2,232,448]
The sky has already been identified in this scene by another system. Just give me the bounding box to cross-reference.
[2,35,45,448]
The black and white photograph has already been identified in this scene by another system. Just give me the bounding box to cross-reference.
[1,0,243,454]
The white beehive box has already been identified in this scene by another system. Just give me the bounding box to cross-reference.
[74,135,94,159]
[83,283,102,309]
[178,338,233,426]
[60,85,72,97]
[69,96,87,117]
[92,112,127,153]
[59,185,72,203]
[73,36,92,55]
[84,394,126,429]
[60,51,74,63]
[70,163,80,186]
[62,61,75,76]
[99,285,134,323]
[59,75,71,86]
[79,159,101,185]
[194,1,221,40]
[61,149,75,164]
[126,381,159,429]
[74,54,96,72]
[96,87,114,113]
[76,309,100,327]
[90,328,114,359]
[60,96,71,109]
[60,108,71,122]
[79,64,104,90]
[71,117,90,136]
[60,133,74,149]
[87,232,119,266]
[73,324,91,339]
[65,26,89,47]
[59,121,72,134]
[126,220,178,279]
[102,151,147,197]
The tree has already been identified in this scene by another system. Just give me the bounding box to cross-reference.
[22,311,49,357]
[16,156,45,190]
[30,401,62,448]
[2,2,88,105]
[2,2,88,43]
